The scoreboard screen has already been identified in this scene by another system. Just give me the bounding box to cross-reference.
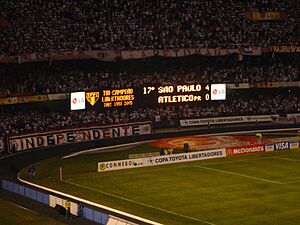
[143,84,210,104]
[70,84,226,110]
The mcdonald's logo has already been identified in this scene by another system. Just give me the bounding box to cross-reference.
[86,92,99,106]
[226,148,233,156]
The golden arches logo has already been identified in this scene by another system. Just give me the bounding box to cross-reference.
[86,92,99,106]
[226,148,233,156]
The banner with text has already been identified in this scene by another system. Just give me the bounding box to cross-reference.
[226,144,264,156]
[246,11,285,21]
[273,141,290,150]
[9,121,151,152]
[180,115,278,127]
[98,148,226,172]
[0,95,48,105]
[0,47,262,64]
[0,138,3,153]
[270,46,300,53]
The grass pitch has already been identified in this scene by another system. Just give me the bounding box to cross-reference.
[0,198,66,225]
[21,144,300,225]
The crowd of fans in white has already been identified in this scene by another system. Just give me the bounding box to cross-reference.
[0,55,299,96]
[0,0,299,55]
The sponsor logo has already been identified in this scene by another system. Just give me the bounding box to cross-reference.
[86,92,99,106]
[211,84,226,100]
[226,144,264,156]
[99,163,106,171]
[265,144,274,152]
[70,92,85,110]
[227,148,233,156]
[274,141,290,150]
[290,141,299,149]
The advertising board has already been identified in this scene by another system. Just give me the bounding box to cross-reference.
[0,138,3,152]
[274,141,290,150]
[180,115,278,127]
[290,141,299,149]
[211,84,226,100]
[98,148,226,172]
[226,144,264,156]
[70,92,86,110]
[264,143,275,152]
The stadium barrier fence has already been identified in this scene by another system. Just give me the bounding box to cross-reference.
[1,176,161,225]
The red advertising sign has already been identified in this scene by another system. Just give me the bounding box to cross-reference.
[226,144,264,156]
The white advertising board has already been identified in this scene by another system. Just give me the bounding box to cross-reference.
[0,138,3,152]
[211,84,226,100]
[180,115,279,127]
[9,122,151,151]
[70,92,85,110]
[98,148,226,172]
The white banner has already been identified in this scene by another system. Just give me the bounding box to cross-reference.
[9,121,151,152]
[226,83,250,89]
[272,116,295,124]
[180,115,279,127]
[98,148,226,172]
[0,47,262,64]
[287,113,300,123]
[0,138,3,152]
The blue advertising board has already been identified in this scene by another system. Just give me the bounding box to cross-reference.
[274,141,290,150]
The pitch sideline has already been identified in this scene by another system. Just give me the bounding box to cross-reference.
[194,166,283,184]
[64,180,216,225]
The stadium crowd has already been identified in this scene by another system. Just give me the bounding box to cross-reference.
[0,55,299,96]
[1,92,300,136]
[0,0,299,55]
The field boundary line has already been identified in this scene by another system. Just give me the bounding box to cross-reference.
[64,180,216,225]
[5,200,39,214]
[194,166,283,184]
[18,174,162,225]
[272,156,300,162]
[201,156,279,166]
[67,165,193,181]
[282,180,300,184]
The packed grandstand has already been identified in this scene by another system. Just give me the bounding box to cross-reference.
[1,1,300,225]
[0,0,299,150]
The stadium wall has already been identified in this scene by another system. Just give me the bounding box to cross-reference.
[2,179,156,225]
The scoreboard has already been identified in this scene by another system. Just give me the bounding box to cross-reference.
[144,84,210,104]
[70,84,226,110]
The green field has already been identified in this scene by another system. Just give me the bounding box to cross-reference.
[0,198,66,225]
[20,144,300,225]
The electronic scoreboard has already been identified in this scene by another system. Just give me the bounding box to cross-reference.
[70,84,226,110]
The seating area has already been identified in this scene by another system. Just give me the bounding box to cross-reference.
[0,1,298,55]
